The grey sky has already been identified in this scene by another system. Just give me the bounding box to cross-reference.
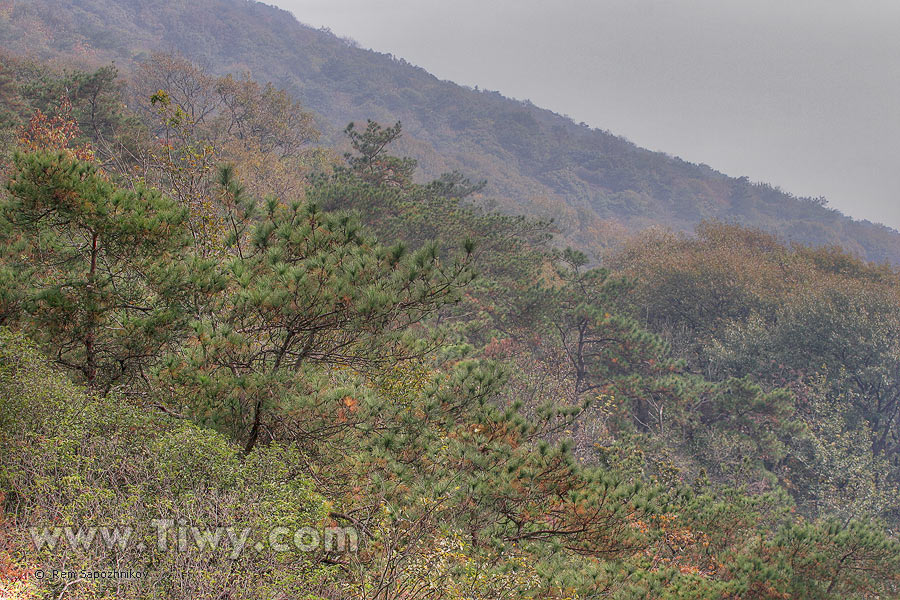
[270,0,900,229]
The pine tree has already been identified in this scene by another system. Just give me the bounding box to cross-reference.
[161,166,475,452]
[342,120,417,188]
[2,150,211,390]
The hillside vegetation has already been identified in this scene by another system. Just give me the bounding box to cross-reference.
[2,50,900,598]
[3,0,900,262]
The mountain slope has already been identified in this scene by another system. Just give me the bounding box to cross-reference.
[3,0,900,261]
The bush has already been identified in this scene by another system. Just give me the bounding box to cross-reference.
[0,329,336,599]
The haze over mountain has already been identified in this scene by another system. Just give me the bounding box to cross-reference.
[8,3,900,597]
[4,0,900,262]
[278,0,900,231]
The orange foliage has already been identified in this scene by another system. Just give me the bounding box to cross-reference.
[0,492,38,600]
[17,97,94,162]
[632,512,719,579]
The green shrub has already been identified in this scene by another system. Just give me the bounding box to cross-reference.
[0,329,336,599]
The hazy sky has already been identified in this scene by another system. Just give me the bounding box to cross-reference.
[271,0,900,229]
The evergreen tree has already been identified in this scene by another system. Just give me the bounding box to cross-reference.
[161,167,475,451]
[342,120,417,188]
[2,151,211,390]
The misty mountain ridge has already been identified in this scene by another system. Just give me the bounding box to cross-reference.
[3,0,900,262]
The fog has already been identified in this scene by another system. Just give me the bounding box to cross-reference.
[272,0,900,229]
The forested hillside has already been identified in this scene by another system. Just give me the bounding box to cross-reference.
[2,49,900,598]
[3,0,900,261]
[4,3,900,599]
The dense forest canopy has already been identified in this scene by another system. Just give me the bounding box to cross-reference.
[2,3,900,600]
